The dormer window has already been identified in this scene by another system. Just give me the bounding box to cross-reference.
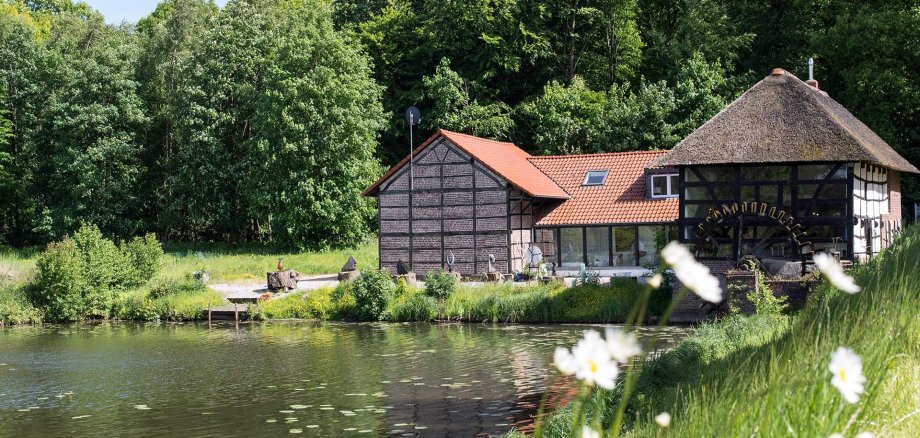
[583,170,608,186]
[651,173,678,198]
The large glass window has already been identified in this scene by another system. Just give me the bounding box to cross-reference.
[559,228,584,267]
[638,226,666,265]
[612,227,637,266]
[585,227,610,267]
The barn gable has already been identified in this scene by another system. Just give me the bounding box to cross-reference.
[374,136,516,276]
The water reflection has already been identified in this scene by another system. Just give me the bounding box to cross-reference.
[0,322,687,437]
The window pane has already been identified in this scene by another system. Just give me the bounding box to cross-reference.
[584,170,608,185]
[741,185,756,202]
[585,227,610,267]
[685,186,710,200]
[668,175,678,195]
[711,185,734,201]
[612,227,637,266]
[638,226,665,265]
[684,204,715,218]
[760,185,778,204]
[697,166,735,182]
[821,183,847,198]
[559,228,584,267]
[652,175,667,196]
[811,201,847,217]
[799,164,846,180]
[741,166,791,181]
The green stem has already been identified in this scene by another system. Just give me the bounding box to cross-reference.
[608,286,689,436]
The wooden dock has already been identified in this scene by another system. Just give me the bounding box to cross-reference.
[207,303,252,321]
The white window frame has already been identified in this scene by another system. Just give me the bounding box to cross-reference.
[582,170,609,186]
[650,173,679,198]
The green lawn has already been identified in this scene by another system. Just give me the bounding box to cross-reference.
[159,239,378,283]
[0,238,379,286]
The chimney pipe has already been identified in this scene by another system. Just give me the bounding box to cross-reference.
[806,58,819,90]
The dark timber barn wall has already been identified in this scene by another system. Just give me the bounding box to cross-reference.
[377,138,535,276]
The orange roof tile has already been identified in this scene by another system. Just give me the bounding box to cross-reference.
[529,151,679,225]
[364,129,570,199]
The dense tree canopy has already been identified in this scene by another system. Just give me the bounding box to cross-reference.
[0,0,918,247]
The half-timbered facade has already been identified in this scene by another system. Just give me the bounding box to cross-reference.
[652,68,919,271]
[364,130,569,276]
[366,69,917,280]
[364,130,678,277]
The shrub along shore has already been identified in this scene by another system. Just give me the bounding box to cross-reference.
[516,225,920,437]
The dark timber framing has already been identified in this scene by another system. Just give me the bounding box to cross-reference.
[677,162,852,261]
[376,139,514,276]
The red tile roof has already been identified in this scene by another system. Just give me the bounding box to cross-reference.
[364,129,570,199]
[529,151,679,225]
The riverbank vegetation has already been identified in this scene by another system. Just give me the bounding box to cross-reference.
[524,225,920,437]
[252,271,668,324]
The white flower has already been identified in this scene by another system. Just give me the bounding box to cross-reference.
[655,412,671,428]
[580,425,600,438]
[829,347,866,404]
[661,241,723,303]
[855,432,873,438]
[828,434,843,438]
[813,253,861,294]
[647,274,663,289]
[604,328,641,364]
[571,330,619,390]
[554,347,577,376]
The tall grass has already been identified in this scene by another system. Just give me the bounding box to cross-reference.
[112,277,225,322]
[444,280,644,323]
[0,284,42,325]
[0,246,40,283]
[534,226,920,437]
[251,278,649,324]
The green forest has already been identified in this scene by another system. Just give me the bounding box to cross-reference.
[1,0,918,250]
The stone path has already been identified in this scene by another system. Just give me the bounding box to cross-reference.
[209,274,340,302]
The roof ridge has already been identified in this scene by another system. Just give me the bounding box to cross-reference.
[439,128,517,145]
[530,150,668,160]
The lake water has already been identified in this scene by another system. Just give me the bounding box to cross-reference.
[0,322,687,437]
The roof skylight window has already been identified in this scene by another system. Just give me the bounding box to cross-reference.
[583,170,608,186]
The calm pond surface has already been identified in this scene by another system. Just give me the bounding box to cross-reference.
[0,322,687,437]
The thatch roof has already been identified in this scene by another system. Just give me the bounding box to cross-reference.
[651,69,919,173]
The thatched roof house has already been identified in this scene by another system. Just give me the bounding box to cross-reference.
[651,69,919,174]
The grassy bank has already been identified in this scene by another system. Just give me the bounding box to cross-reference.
[0,238,379,286]
[529,225,920,437]
[0,238,378,325]
[253,278,660,324]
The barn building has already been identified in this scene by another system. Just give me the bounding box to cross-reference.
[365,68,918,280]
